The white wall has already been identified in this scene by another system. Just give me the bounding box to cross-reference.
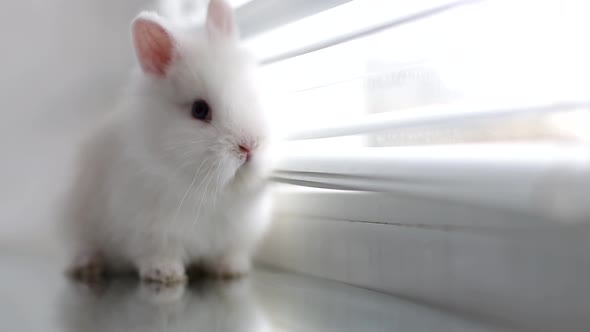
[0,0,155,253]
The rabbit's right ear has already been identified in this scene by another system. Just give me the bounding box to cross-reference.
[132,12,176,77]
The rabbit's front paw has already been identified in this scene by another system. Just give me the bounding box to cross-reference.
[139,260,186,285]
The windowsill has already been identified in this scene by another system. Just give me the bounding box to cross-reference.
[0,251,508,332]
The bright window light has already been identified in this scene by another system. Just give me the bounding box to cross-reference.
[246,0,590,146]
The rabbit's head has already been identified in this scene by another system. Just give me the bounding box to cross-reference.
[128,0,271,193]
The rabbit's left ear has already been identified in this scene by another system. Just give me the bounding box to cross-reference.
[206,0,239,41]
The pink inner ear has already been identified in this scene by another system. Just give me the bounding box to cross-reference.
[207,0,236,39]
[133,18,174,77]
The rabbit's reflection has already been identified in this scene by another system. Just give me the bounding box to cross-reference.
[60,279,272,332]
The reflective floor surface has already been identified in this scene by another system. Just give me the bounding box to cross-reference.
[0,252,514,332]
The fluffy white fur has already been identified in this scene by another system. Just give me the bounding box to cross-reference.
[64,0,273,282]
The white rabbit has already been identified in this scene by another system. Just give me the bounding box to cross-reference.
[63,0,273,283]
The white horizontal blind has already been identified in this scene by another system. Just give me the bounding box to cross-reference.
[284,99,590,141]
[236,0,590,330]
[236,0,355,39]
[273,143,590,222]
[241,0,590,221]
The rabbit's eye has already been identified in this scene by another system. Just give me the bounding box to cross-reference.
[191,100,211,121]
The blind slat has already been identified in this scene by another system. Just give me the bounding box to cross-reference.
[285,99,590,140]
[237,0,354,38]
[252,0,480,65]
[271,143,590,221]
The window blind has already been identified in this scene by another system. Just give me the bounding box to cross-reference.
[238,0,590,223]
[238,0,590,330]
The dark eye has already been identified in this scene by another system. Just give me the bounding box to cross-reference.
[191,99,211,121]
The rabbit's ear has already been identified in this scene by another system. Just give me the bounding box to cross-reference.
[206,0,238,41]
[132,12,176,77]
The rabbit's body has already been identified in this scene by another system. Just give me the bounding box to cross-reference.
[65,0,273,282]
[67,113,271,276]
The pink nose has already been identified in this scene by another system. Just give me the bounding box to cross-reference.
[239,144,252,161]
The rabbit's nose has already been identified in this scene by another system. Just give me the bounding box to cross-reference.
[239,144,252,162]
